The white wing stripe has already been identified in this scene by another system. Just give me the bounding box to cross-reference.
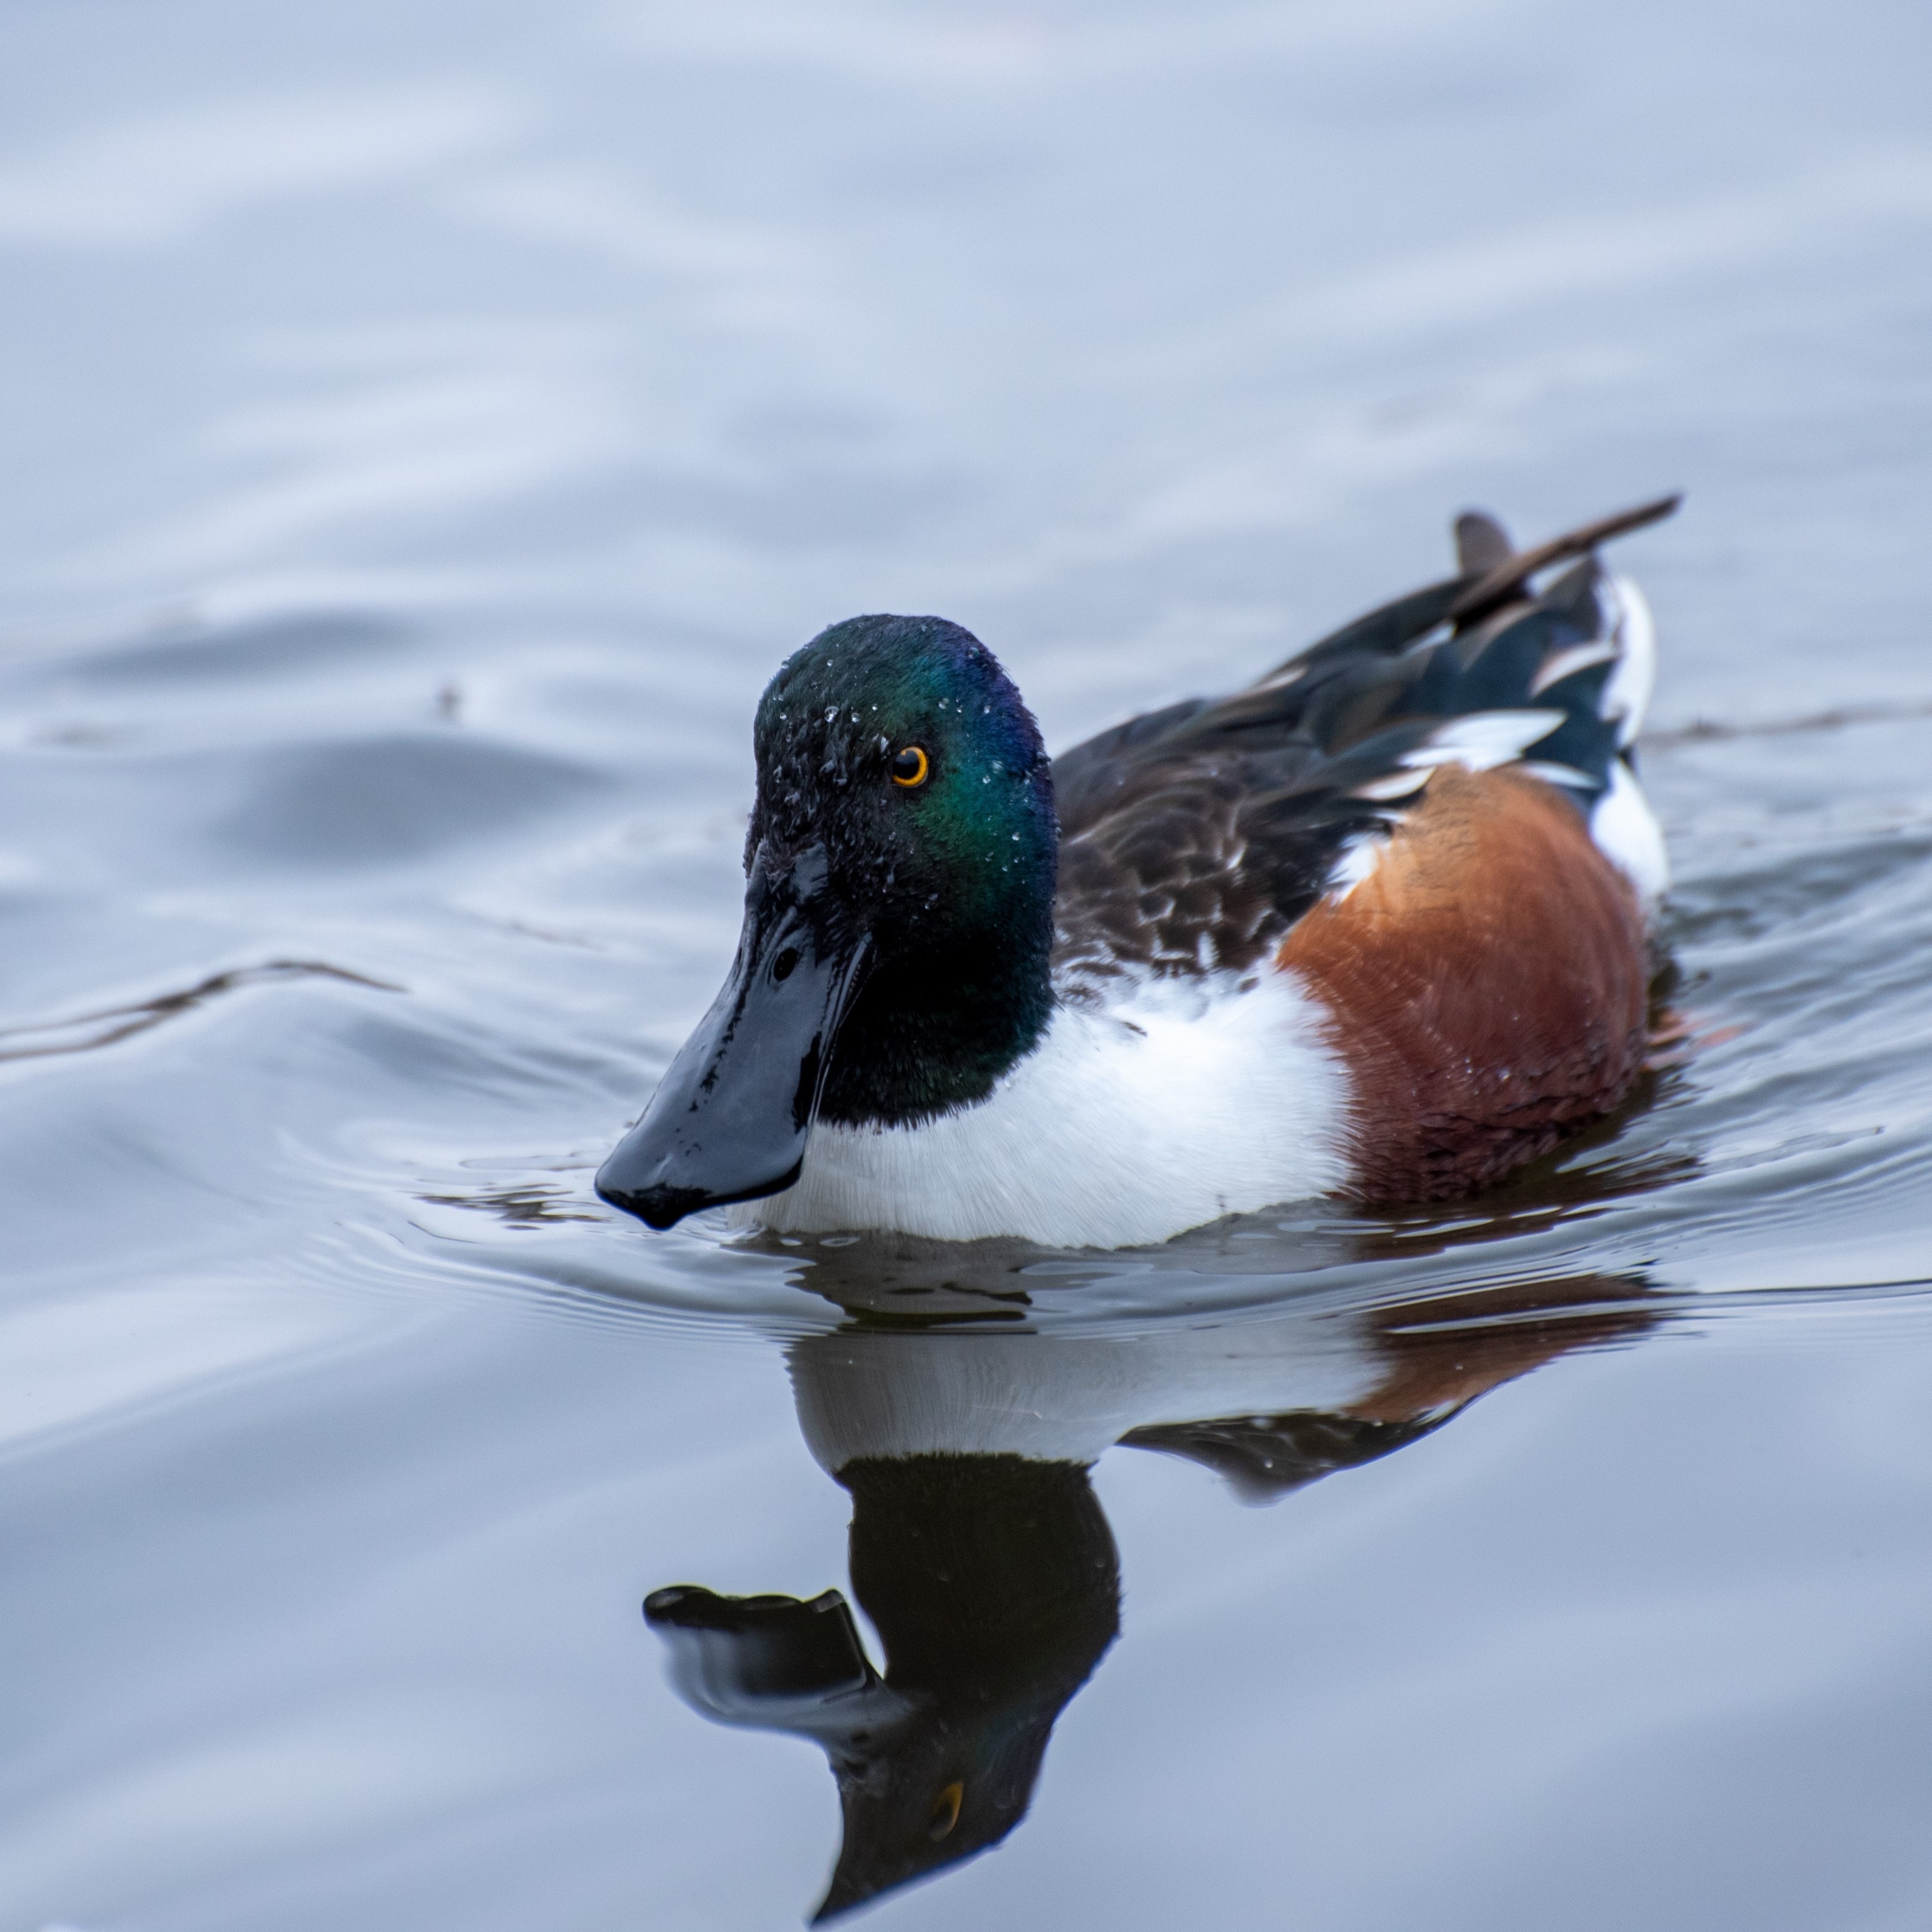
[1398,708,1566,773]
[1529,640,1619,696]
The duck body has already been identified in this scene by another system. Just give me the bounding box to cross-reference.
[599,496,1677,1248]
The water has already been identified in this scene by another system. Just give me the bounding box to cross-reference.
[4,2,1932,1925]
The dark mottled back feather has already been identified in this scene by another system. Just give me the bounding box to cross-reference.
[1050,495,1677,991]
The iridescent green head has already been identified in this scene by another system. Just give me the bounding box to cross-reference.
[597,615,1057,1230]
[753,615,1058,1124]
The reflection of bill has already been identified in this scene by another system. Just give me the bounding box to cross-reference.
[647,1274,1656,1922]
[650,1453,1116,1922]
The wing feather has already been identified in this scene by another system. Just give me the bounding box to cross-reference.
[1050,497,1677,992]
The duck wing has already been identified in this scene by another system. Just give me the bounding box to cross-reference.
[1050,494,1678,991]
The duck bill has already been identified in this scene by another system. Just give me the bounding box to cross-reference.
[596,849,868,1232]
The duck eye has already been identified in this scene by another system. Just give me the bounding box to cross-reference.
[927,1781,964,1840]
[890,745,929,788]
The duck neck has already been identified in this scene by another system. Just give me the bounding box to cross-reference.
[817,920,1055,1128]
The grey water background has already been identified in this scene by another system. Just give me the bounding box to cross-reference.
[4,0,1932,1926]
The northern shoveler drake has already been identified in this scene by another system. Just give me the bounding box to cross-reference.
[597,494,1678,1248]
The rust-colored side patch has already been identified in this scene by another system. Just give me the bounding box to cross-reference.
[1277,764,1648,1201]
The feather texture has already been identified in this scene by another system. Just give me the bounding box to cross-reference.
[1050,495,1676,992]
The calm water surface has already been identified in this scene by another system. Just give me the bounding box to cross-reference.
[4,2,1932,1927]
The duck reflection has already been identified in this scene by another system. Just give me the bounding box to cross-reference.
[650,1452,1117,1919]
[646,1268,1657,1921]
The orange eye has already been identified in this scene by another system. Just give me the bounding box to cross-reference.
[891,745,929,788]
[927,1781,964,1840]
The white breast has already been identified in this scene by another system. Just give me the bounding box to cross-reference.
[731,970,1352,1248]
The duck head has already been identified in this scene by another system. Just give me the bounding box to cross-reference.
[598,615,1056,1231]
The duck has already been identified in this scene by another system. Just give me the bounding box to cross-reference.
[597,494,1678,1248]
